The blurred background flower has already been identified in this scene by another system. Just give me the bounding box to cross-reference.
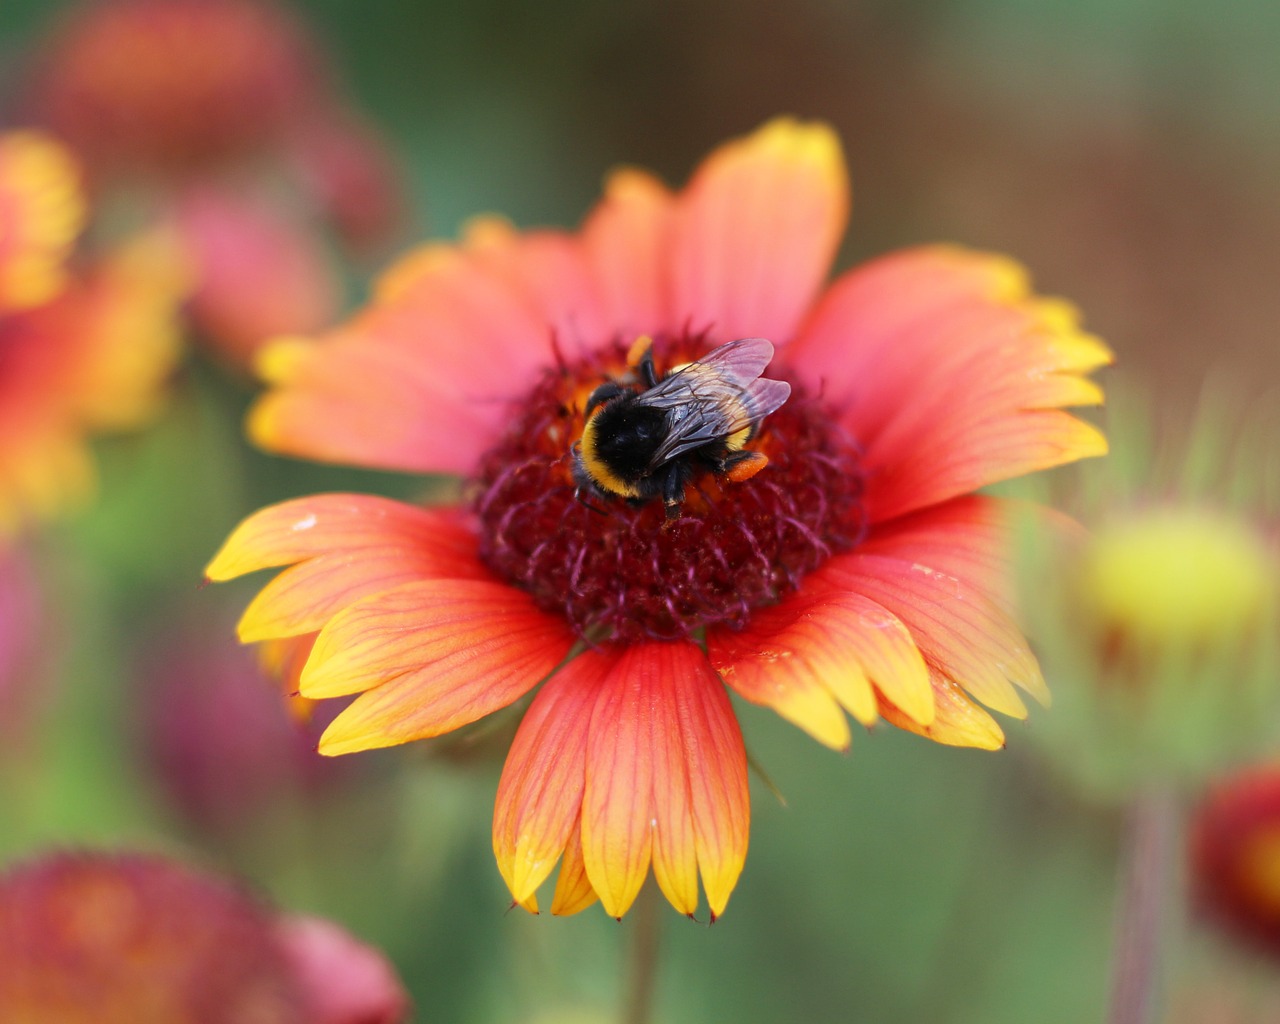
[1022,388,1280,799]
[1192,765,1280,959]
[24,0,320,177]
[171,183,342,367]
[0,129,186,535]
[10,0,405,369]
[1009,386,1280,1022]
[0,129,83,310]
[0,849,410,1023]
[1167,764,1280,1023]
[0,0,1277,1020]
[137,609,351,842]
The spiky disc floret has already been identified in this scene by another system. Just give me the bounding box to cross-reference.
[471,337,864,643]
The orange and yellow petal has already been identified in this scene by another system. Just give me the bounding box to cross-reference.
[581,168,676,342]
[257,631,320,721]
[670,117,849,346]
[580,648,656,918]
[709,587,931,751]
[309,579,575,754]
[791,245,1111,523]
[493,653,601,905]
[224,505,487,643]
[549,814,599,916]
[879,670,1007,750]
[806,496,1049,745]
[830,553,1045,718]
[457,218,610,358]
[494,644,749,920]
[207,494,512,735]
[0,131,85,312]
[859,495,1030,616]
[667,646,751,920]
[248,325,495,476]
[205,493,478,582]
[240,540,491,643]
[247,219,604,473]
[581,643,748,919]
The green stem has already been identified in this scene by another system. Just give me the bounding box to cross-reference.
[623,884,663,1024]
[1106,786,1180,1024]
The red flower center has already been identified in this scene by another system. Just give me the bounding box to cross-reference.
[471,336,865,643]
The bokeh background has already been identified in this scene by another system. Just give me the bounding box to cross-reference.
[1,1,1278,1021]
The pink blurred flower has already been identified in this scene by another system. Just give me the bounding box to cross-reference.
[276,914,411,1024]
[286,110,407,252]
[28,0,321,179]
[0,850,410,1024]
[0,851,299,1022]
[142,618,346,836]
[171,184,343,368]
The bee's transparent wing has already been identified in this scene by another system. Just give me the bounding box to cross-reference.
[638,338,790,467]
[649,337,777,395]
[739,377,792,422]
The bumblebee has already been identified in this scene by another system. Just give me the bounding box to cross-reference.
[571,336,791,520]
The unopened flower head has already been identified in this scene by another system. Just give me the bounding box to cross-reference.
[275,914,411,1024]
[1023,383,1280,796]
[208,119,1110,919]
[1078,505,1273,659]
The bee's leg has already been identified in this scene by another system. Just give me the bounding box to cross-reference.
[722,450,769,483]
[584,381,625,418]
[626,335,659,388]
[573,484,610,516]
[661,465,688,521]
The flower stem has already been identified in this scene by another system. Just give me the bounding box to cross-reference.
[1106,786,1181,1024]
[623,883,663,1024]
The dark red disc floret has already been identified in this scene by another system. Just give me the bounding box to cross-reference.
[470,338,865,643]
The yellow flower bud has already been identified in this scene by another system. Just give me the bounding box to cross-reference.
[1077,505,1274,656]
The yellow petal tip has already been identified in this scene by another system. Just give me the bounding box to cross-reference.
[253,335,313,383]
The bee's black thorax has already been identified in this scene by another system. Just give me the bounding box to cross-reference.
[589,396,667,481]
